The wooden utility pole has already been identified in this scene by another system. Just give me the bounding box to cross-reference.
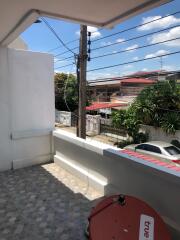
[78,25,87,139]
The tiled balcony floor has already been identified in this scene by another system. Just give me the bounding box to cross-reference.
[0,163,103,240]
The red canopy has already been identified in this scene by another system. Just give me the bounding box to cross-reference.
[86,102,127,111]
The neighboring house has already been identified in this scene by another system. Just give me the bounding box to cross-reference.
[8,37,28,50]
[88,70,179,102]
[88,74,156,102]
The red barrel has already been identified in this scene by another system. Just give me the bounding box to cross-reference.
[88,195,171,240]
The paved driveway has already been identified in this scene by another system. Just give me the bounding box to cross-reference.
[0,163,102,240]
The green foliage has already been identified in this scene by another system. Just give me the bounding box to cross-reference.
[112,110,126,128]
[123,107,140,139]
[55,73,78,111]
[54,73,91,111]
[160,112,180,134]
[131,80,180,133]
[133,132,149,144]
[111,80,180,148]
[112,107,147,145]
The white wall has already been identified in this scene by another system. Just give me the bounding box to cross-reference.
[8,37,28,50]
[0,48,12,170]
[140,124,180,142]
[0,47,54,171]
[54,129,180,239]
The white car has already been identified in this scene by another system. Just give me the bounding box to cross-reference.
[124,141,180,165]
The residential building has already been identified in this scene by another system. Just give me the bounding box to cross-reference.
[88,70,179,102]
[0,1,179,239]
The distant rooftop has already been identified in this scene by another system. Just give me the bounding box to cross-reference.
[88,70,179,87]
[121,78,155,84]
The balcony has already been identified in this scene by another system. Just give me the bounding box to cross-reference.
[0,0,178,239]
[53,129,180,239]
[0,162,102,240]
[1,128,179,239]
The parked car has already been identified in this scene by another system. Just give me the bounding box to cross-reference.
[124,141,180,166]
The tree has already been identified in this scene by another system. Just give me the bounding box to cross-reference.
[111,80,180,147]
[55,73,78,111]
[54,72,91,112]
[130,80,180,133]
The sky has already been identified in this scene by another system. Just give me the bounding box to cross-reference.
[21,0,180,80]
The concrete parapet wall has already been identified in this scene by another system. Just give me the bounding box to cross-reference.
[54,129,180,239]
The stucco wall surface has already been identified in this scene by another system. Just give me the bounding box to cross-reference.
[0,47,54,171]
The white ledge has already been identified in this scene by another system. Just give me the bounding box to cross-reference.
[11,128,53,140]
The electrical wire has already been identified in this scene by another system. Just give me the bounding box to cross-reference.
[91,24,180,51]
[54,55,74,63]
[55,36,180,63]
[92,10,180,42]
[88,70,180,83]
[55,63,74,69]
[87,50,180,72]
[55,35,180,63]
[48,27,103,53]
[47,39,79,53]
[54,46,78,57]
[91,36,180,59]
[54,24,180,59]
[41,17,77,56]
[48,11,180,57]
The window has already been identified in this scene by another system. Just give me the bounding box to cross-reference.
[136,144,146,150]
[164,146,180,155]
[136,144,161,154]
[147,145,162,154]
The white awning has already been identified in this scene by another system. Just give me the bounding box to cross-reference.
[0,0,170,46]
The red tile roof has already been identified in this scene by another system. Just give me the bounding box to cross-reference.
[120,78,155,84]
[86,102,127,111]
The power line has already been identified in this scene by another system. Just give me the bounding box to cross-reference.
[91,37,180,60]
[54,55,74,63]
[88,70,180,83]
[91,24,180,51]
[55,63,74,69]
[47,11,180,56]
[92,10,180,42]
[47,39,79,53]
[48,27,103,53]
[54,46,78,57]
[55,36,180,63]
[87,51,180,72]
[54,24,180,58]
[41,17,77,56]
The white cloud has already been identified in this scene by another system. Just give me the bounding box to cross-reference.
[163,65,176,71]
[76,26,101,39]
[100,41,112,46]
[138,15,180,31]
[87,72,117,80]
[142,68,148,71]
[133,56,139,61]
[121,70,134,76]
[145,49,169,59]
[149,26,180,47]
[125,44,138,52]
[116,38,125,43]
[123,64,133,69]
